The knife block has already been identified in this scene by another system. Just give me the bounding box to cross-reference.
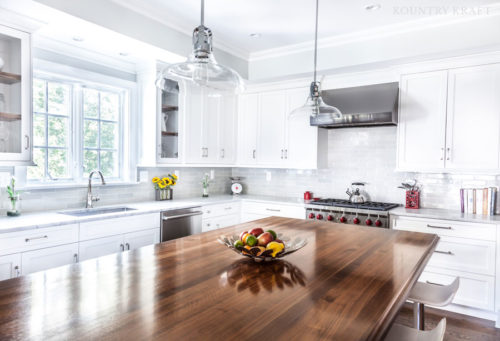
[405,190,420,209]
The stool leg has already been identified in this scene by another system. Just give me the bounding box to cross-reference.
[413,302,425,330]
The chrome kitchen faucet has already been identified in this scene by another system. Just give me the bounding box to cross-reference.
[86,170,106,208]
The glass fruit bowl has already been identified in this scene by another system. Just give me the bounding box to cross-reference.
[217,233,307,263]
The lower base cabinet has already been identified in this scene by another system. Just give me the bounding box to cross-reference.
[202,214,240,232]
[124,229,160,251]
[0,253,21,281]
[21,243,79,275]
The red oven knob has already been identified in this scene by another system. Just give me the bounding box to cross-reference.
[327,215,334,221]
[316,214,323,220]
[308,212,315,219]
[375,219,383,227]
[339,216,347,223]
[365,219,373,226]
[353,217,360,225]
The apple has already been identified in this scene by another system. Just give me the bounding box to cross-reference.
[239,230,248,241]
[248,227,264,237]
[257,232,274,247]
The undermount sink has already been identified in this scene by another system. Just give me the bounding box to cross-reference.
[58,206,137,217]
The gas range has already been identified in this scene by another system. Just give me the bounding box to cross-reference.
[305,199,399,228]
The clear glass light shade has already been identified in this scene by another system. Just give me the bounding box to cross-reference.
[289,83,342,121]
[157,53,244,92]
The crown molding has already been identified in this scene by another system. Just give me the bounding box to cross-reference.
[249,5,500,62]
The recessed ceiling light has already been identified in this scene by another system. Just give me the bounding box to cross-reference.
[249,33,261,39]
[72,36,85,42]
[364,4,381,11]
[119,52,129,57]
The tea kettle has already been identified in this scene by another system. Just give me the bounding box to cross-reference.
[346,182,367,203]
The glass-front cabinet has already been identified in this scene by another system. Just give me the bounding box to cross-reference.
[157,78,180,163]
[0,24,31,165]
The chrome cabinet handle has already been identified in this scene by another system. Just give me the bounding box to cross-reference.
[427,224,452,230]
[280,149,284,159]
[434,250,454,255]
[284,149,288,159]
[73,253,79,263]
[120,244,124,251]
[426,280,444,286]
[25,135,30,150]
[266,208,281,212]
[440,147,444,161]
[25,235,48,242]
[221,149,225,158]
[126,243,130,250]
[252,149,256,159]
[446,147,451,161]
[14,265,20,277]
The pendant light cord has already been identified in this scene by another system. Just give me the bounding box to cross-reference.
[201,0,205,26]
[313,0,319,83]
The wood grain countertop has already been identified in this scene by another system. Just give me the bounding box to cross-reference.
[0,217,438,340]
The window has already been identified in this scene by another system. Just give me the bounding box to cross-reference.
[28,75,126,183]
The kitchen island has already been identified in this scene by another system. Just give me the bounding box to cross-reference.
[0,217,438,340]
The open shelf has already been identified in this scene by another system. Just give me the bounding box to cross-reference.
[0,71,21,85]
[0,112,21,122]
[162,105,179,112]
[161,131,179,137]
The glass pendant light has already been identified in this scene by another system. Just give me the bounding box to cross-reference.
[156,0,244,92]
[289,0,341,121]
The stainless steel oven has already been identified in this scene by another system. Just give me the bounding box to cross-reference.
[161,206,203,242]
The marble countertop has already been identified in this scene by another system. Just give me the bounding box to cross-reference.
[0,195,308,233]
[390,206,500,225]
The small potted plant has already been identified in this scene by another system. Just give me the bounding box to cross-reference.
[202,173,210,198]
[6,177,21,216]
[152,173,178,201]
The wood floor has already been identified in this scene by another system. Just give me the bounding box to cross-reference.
[395,303,500,340]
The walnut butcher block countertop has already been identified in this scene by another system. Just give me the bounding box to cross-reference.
[0,217,438,340]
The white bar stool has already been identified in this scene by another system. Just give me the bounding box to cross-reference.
[385,318,446,341]
[409,277,459,330]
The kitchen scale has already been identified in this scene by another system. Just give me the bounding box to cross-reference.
[230,177,243,195]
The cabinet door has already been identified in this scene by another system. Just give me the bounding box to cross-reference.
[123,228,159,251]
[212,214,240,230]
[157,79,181,163]
[257,91,286,165]
[0,253,21,281]
[79,235,124,261]
[0,25,31,164]
[398,71,448,170]
[21,243,79,275]
[445,64,500,170]
[203,90,220,163]
[285,87,319,168]
[218,94,237,164]
[184,85,205,163]
[237,94,259,164]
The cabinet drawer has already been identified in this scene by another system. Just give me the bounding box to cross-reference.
[419,267,495,310]
[80,213,160,241]
[202,214,240,232]
[21,243,79,276]
[393,216,496,241]
[242,201,305,219]
[0,224,79,256]
[202,202,241,219]
[428,236,495,276]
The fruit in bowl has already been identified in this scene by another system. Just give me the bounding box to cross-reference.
[219,228,307,262]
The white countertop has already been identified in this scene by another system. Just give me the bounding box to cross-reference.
[389,206,500,225]
[0,195,308,233]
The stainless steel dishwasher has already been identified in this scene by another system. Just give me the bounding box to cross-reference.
[161,206,203,242]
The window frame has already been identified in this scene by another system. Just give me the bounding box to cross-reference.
[25,66,134,187]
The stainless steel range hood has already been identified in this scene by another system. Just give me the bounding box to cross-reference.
[310,82,399,128]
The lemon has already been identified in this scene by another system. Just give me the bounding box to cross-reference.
[266,241,285,257]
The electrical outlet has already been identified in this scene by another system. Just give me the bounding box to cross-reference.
[210,169,215,180]
[266,171,272,182]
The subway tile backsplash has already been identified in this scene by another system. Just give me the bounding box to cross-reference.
[1,126,498,214]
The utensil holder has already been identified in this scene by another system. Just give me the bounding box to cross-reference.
[406,190,419,209]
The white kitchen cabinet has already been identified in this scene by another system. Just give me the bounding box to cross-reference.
[79,235,124,261]
[79,213,160,241]
[202,202,241,232]
[218,94,237,164]
[0,24,32,165]
[445,64,500,171]
[241,201,306,221]
[0,253,21,281]
[21,243,79,275]
[237,93,258,165]
[184,85,206,163]
[257,90,287,166]
[123,228,159,251]
[397,71,448,171]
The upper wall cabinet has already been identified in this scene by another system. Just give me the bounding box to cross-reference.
[397,63,500,173]
[237,87,327,169]
[157,79,182,163]
[0,24,32,166]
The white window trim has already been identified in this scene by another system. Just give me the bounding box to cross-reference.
[16,59,138,189]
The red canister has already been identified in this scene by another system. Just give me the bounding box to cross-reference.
[304,191,313,200]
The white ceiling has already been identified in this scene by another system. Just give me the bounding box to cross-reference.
[111,0,500,58]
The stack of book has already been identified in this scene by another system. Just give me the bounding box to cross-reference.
[460,187,498,215]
